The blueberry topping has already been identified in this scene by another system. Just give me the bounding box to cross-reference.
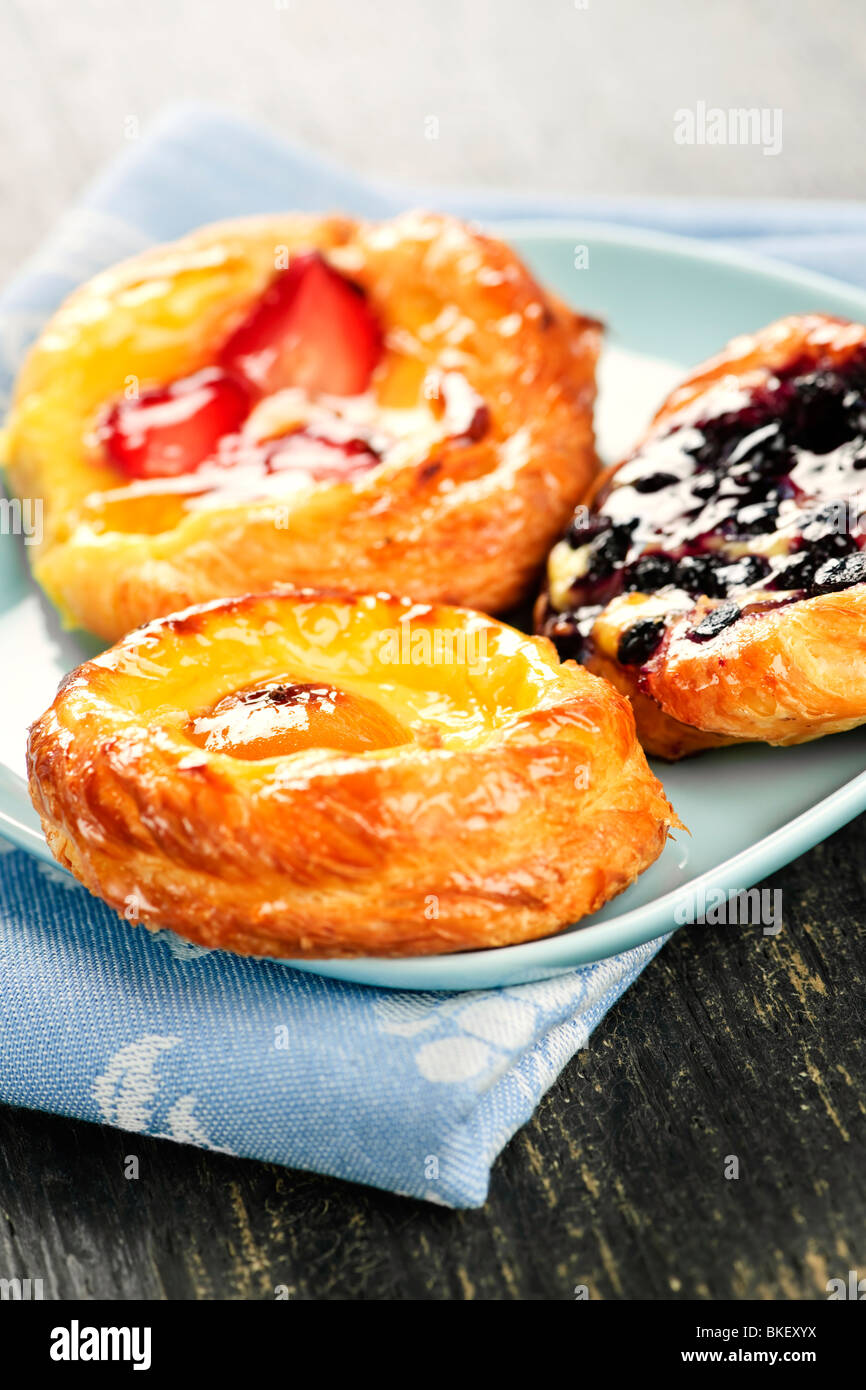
[730,500,781,535]
[624,552,679,592]
[688,602,742,642]
[813,529,857,558]
[714,555,771,591]
[633,471,680,494]
[805,532,858,577]
[726,421,787,474]
[676,554,725,596]
[547,349,866,663]
[687,432,728,470]
[789,371,858,453]
[812,551,866,593]
[617,617,667,666]
[772,527,860,594]
[770,552,815,593]
[690,473,718,500]
[585,520,636,581]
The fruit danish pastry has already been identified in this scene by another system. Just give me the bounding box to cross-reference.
[2,212,599,641]
[27,589,678,958]
[537,314,866,758]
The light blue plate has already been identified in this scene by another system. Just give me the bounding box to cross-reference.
[2,221,865,991]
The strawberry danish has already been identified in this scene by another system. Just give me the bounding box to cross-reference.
[3,212,599,640]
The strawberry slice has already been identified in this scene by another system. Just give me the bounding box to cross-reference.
[98,368,252,480]
[220,252,381,398]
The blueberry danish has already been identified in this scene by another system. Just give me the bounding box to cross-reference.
[537,315,866,757]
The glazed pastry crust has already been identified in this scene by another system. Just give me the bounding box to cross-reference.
[595,587,866,757]
[539,315,866,758]
[3,211,599,641]
[27,590,678,958]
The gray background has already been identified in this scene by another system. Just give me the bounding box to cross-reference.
[0,0,863,281]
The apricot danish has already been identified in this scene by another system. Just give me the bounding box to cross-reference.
[3,212,599,641]
[27,590,677,958]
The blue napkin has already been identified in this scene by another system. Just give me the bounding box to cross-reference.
[1,107,864,1208]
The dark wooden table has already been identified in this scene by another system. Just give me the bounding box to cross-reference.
[2,814,863,1301]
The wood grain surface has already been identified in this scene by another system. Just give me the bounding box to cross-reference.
[1,0,864,1303]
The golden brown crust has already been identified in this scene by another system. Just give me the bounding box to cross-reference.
[3,211,599,640]
[27,589,678,958]
[640,587,866,749]
[575,647,737,760]
[539,314,866,759]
